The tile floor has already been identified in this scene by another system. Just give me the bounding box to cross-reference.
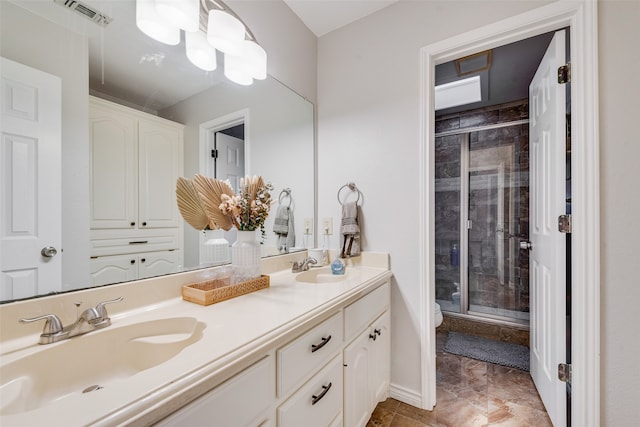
[367,332,552,427]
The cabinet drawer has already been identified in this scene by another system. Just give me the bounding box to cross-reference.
[156,356,275,427]
[90,229,181,256]
[277,311,343,397]
[277,355,343,427]
[344,281,389,341]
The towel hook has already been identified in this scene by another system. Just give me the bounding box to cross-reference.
[337,182,362,205]
[279,188,292,208]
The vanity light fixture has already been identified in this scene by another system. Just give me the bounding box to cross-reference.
[135,0,267,85]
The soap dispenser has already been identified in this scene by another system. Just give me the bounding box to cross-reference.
[330,258,345,275]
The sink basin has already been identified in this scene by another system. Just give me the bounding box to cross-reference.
[0,316,205,415]
[296,267,348,284]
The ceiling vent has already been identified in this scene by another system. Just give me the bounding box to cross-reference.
[54,0,113,26]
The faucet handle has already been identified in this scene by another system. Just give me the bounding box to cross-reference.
[95,296,124,318]
[19,314,63,335]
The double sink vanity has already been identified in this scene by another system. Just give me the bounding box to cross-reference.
[0,251,392,426]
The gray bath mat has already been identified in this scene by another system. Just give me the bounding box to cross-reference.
[443,332,530,371]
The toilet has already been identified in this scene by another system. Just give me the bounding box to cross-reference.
[434,302,443,327]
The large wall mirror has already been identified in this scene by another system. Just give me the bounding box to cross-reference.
[0,0,315,303]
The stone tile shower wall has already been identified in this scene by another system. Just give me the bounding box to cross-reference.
[435,99,530,318]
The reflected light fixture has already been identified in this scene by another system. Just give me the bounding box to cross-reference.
[155,0,200,32]
[186,30,217,71]
[136,0,180,45]
[135,0,267,85]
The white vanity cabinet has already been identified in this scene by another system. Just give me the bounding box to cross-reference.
[89,96,184,282]
[155,276,390,427]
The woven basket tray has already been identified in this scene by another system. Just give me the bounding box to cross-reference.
[182,275,270,306]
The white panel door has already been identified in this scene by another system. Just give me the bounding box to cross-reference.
[529,30,567,427]
[216,132,244,191]
[0,57,62,300]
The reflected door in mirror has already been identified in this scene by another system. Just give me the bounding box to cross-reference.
[0,57,62,300]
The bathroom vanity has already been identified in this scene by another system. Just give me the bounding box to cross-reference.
[0,252,391,427]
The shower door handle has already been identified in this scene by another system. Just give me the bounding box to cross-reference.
[519,240,532,251]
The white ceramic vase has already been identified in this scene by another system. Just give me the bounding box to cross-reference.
[231,230,261,283]
[200,229,230,265]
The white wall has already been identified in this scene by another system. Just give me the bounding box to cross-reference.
[598,0,640,423]
[318,0,640,421]
[0,1,91,291]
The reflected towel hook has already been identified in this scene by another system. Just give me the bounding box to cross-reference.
[279,188,292,208]
[337,182,362,205]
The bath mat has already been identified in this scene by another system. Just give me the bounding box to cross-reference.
[443,332,530,371]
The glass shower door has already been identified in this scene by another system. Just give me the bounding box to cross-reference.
[466,125,530,323]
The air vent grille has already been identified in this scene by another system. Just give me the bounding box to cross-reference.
[54,0,113,26]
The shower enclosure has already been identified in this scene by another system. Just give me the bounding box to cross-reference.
[435,112,530,325]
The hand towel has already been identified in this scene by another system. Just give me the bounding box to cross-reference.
[273,205,295,251]
[340,201,360,258]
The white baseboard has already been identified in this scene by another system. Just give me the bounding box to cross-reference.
[389,383,423,409]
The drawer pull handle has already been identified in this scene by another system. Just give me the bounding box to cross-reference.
[311,335,332,353]
[375,328,382,336]
[311,382,332,405]
[129,241,149,245]
[369,332,377,341]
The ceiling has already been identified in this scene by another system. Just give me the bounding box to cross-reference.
[283,0,400,37]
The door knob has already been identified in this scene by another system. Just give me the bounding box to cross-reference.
[41,246,58,258]
[519,240,532,251]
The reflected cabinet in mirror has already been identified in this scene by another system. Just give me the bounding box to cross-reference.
[0,0,314,302]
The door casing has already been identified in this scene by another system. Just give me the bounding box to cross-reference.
[418,2,600,426]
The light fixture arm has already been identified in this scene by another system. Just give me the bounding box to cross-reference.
[199,0,258,43]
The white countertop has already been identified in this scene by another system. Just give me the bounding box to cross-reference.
[0,252,391,426]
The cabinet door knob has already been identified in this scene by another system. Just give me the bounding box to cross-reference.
[130,259,135,264]
[374,328,382,336]
[311,335,332,353]
[130,222,136,227]
[311,382,332,405]
[142,221,147,227]
[369,332,377,341]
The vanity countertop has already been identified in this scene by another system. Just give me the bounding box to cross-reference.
[0,252,391,427]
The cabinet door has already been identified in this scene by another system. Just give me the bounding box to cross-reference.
[138,119,183,228]
[137,250,181,279]
[89,102,137,229]
[90,254,138,286]
[370,310,391,404]
[343,331,372,427]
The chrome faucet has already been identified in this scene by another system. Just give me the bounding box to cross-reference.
[292,257,317,272]
[19,296,123,345]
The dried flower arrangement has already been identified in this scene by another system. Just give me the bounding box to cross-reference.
[176,174,273,238]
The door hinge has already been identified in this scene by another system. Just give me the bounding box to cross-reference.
[558,64,571,84]
[558,363,572,384]
[558,214,572,233]
[211,149,218,159]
